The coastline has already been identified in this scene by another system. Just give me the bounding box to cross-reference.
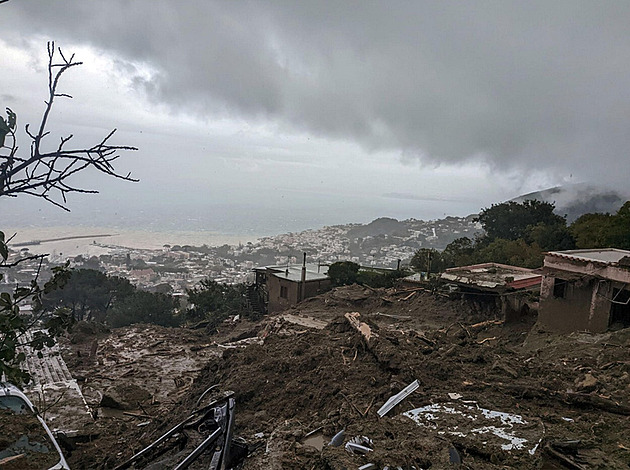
[4,226,263,258]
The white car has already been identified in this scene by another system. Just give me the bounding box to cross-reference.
[0,382,70,469]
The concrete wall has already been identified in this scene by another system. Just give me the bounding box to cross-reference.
[267,276,332,313]
[503,294,537,323]
[267,275,299,313]
[538,274,616,333]
[303,279,332,300]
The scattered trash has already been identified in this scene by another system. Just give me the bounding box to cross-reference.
[358,463,377,470]
[345,312,378,342]
[403,402,541,455]
[329,429,345,447]
[345,436,374,455]
[254,432,264,439]
[302,431,327,451]
[448,445,461,464]
[377,379,420,417]
[114,390,245,470]
[448,393,462,400]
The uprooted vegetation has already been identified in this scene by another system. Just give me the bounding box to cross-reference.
[57,284,630,469]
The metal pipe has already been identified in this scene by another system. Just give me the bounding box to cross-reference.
[114,416,194,470]
[300,252,307,301]
[173,428,222,470]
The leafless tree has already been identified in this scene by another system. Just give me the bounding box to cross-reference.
[0,41,137,210]
[0,40,137,384]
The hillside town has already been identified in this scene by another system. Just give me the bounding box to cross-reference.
[4,2,630,468]
[1,215,481,296]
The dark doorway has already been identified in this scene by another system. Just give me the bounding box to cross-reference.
[609,288,630,328]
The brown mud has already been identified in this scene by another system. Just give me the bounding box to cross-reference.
[60,285,630,469]
[0,408,61,470]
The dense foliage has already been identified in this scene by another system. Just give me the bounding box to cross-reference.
[186,279,249,329]
[42,269,134,322]
[328,261,407,288]
[571,201,630,250]
[476,200,567,241]
[106,291,180,328]
[327,261,361,286]
[0,262,73,384]
[41,269,180,328]
[411,199,630,273]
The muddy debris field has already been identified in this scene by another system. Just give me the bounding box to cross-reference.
[55,285,630,469]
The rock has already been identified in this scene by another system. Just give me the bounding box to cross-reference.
[100,384,152,410]
[575,373,599,392]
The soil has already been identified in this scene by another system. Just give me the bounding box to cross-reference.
[0,408,61,470]
[59,285,630,469]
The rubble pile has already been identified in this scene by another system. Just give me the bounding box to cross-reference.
[59,285,630,469]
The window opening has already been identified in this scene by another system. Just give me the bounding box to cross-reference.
[553,278,567,299]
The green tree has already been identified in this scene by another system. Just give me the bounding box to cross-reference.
[570,212,613,249]
[327,261,360,286]
[477,200,566,242]
[186,279,248,328]
[356,269,407,288]
[0,265,72,384]
[442,237,476,267]
[606,201,630,250]
[569,202,630,250]
[41,269,134,322]
[410,248,448,273]
[106,291,180,328]
[475,239,543,268]
[527,222,575,251]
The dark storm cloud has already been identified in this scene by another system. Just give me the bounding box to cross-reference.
[4,1,630,182]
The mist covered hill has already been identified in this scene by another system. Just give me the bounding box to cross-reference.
[510,184,629,222]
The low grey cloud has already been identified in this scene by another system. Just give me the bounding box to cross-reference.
[3,1,630,187]
[382,193,469,203]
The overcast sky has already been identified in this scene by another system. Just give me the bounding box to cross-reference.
[2,1,629,233]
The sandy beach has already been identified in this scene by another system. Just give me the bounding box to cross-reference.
[4,226,261,258]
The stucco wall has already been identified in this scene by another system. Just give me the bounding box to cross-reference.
[267,276,332,313]
[538,275,614,333]
[267,275,299,313]
[303,279,332,299]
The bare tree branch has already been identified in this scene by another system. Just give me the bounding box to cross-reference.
[0,41,137,210]
[1,254,47,269]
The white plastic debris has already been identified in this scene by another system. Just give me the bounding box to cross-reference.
[345,436,373,455]
[329,429,345,447]
[377,379,420,417]
[403,402,541,455]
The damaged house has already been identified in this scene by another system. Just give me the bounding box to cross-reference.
[250,255,331,314]
[440,263,542,322]
[538,249,630,333]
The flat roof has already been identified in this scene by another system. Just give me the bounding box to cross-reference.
[546,248,630,265]
[402,273,425,283]
[441,263,541,290]
[264,264,330,282]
